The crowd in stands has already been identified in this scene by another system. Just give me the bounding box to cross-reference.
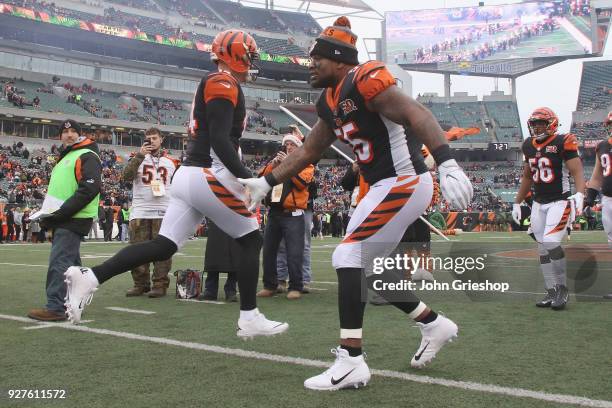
[571,60,612,139]
[105,0,157,11]
[4,0,318,58]
[577,85,612,111]
[3,82,33,109]
[246,110,277,135]
[1,137,531,243]
[572,121,608,139]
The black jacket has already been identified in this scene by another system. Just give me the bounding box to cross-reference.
[45,139,102,236]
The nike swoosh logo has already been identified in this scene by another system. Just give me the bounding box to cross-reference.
[331,368,355,385]
[370,71,380,78]
[219,82,231,88]
[414,342,430,361]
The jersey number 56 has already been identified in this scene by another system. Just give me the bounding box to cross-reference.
[528,157,554,183]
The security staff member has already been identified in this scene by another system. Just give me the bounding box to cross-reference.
[256,132,314,300]
[28,119,102,321]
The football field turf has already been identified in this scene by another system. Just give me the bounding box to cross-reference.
[1,232,611,408]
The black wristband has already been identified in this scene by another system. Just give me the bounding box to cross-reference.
[431,144,453,165]
[264,173,279,187]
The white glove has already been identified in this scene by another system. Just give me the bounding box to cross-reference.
[438,159,473,210]
[237,176,272,212]
[568,191,584,218]
[512,203,522,225]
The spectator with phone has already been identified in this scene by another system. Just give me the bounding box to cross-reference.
[121,128,178,297]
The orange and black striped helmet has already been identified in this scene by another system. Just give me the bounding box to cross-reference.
[528,107,559,138]
[211,30,259,78]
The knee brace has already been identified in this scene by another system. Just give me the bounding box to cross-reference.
[548,245,565,261]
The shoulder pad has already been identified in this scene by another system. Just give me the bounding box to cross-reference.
[562,133,578,152]
[354,61,396,102]
[204,72,239,107]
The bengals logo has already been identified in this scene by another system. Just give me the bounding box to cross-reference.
[339,99,357,115]
[545,145,558,153]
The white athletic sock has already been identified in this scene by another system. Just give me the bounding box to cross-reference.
[240,308,258,321]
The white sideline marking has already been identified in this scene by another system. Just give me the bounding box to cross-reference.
[178,298,226,305]
[106,307,156,315]
[23,323,56,330]
[1,312,610,408]
[305,287,328,292]
[0,262,48,268]
[22,320,94,330]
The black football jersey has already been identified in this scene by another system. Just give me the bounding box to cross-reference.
[184,71,245,167]
[596,138,612,197]
[316,61,427,185]
[522,133,579,204]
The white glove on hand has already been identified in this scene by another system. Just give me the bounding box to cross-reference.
[512,203,522,225]
[568,191,584,217]
[237,176,272,212]
[438,159,473,210]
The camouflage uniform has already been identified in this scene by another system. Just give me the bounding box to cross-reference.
[128,218,172,290]
[122,149,176,292]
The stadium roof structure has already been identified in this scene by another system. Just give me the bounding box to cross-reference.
[241,0,383,20]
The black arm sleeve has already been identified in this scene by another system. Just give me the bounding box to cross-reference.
[56,152,102,219]
[340,167,357,192]
[207,98,252,179]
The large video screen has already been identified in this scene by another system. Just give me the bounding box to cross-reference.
[385,1,597,64]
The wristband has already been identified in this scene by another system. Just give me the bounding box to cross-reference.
[264,173,279,187]
[431,144,453,165]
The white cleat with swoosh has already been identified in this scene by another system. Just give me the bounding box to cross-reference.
[64,266,99,324]
[304,347,371,391]
[411,315,458,368]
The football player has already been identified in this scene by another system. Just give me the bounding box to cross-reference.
[63,30,289,337]
[512,107,585,310]
[239,17,473,390]
[584,111,612,299]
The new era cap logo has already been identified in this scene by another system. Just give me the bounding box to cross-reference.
[334,50,341,55]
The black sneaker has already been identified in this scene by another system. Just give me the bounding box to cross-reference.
[551,285,569,310]
[198,291,217,301]
[536,288,556,308]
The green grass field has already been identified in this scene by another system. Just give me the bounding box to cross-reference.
[1,232,611,408]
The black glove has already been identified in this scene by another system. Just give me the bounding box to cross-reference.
[38,212,66,229]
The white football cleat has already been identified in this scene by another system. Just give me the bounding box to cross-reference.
[236,310,288,338]
[64,266,99,324]
[411,268,434,282]
[411,315,458,368]
[304,347,371,391]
